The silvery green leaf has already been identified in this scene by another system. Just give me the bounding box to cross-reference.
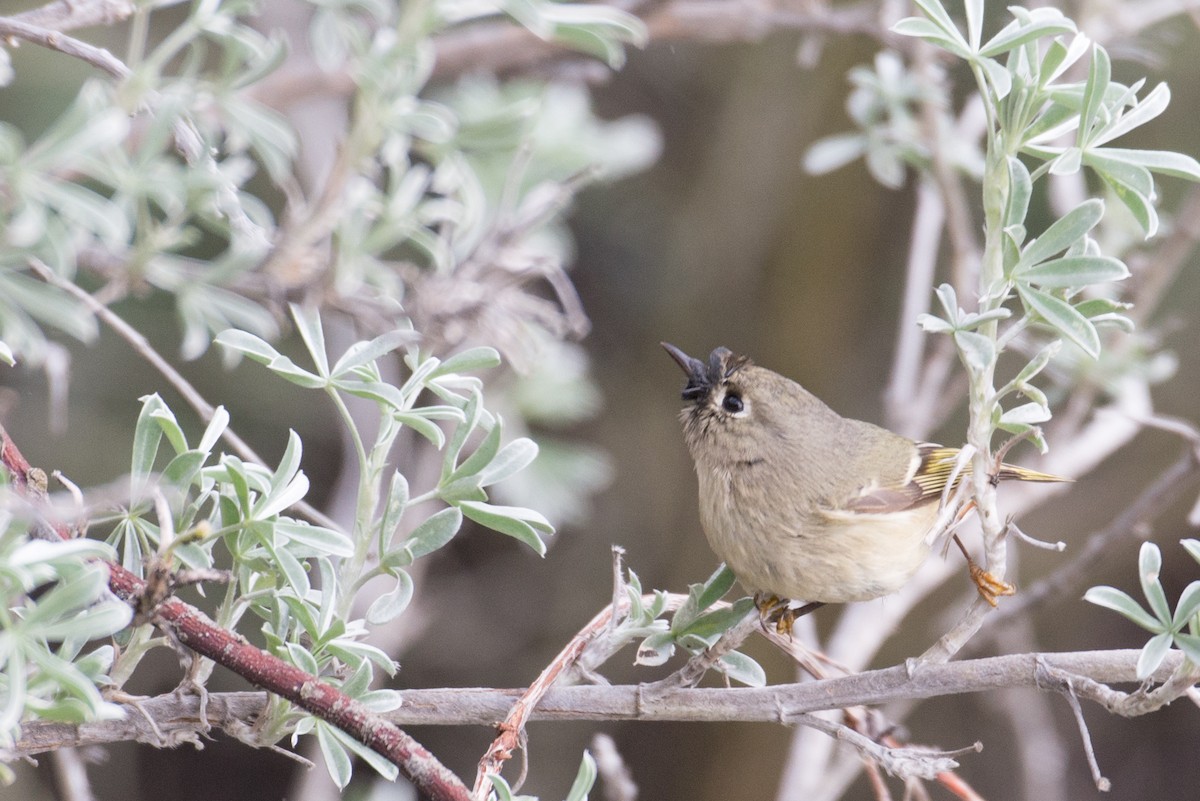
[1012,341,1062,387]
[803,133,867,175]
[717,651,767,688]
[131,395,168,488]
[488,775,519,801]
[978,8,1074,58]
[1172,581,1200,630]
[162,451,208,488]
[1175,633,1200,666]
[963,0,983,50]
[275,520,354,557]
[1084,151,1154,197]
[329,724,400,782]
[1018,286,1100,358]
[289,304,329,377]
[1015,255,1129,288]
[954,330,995,373]
[933,283,961,325]
[1015,199,1104,270]
[891,18,971,58]
[978,55,1012,100]
[315,722,352,790]
[564,751,598,801]
[428,346,501,378]
[405,507,462,560]
[1041,32,1091,85]
[286,643,320,676]
[1139,541,1171,624]
[1083,586,1161,632]
[198,405,230,453]
[1183,539,1200,565]
[479,438,539,487]
[1097,171,1157,237]
[1078,45,1110,147]
[1095,148,1200,182]
[1049,146,1082,176]
[1136,631,1173,680]
[393,412,446,448]
[365,570,414,624]
[273,544,310,596]
[675,598,754,641]
[916,314,955,334]
[696,564,737,610]
[39,598,132,642]
[999,402,1051,426]
[448,419,503,483]
[1094,82,1170,146]
[216,330,325,388]
[359,688,404,713]
[330,329,416,377]
[635,632,674,666]
[257,468,308,520]
[459,501,552,555]
[0,341,14,366]
[338,380,408,411]
[1005,156,1032,229]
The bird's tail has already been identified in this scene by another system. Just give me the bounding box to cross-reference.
[996,462,1072,484]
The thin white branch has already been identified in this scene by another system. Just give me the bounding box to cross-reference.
[787,712,979,781]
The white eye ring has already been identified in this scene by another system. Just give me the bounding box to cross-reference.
[719,391,750,417]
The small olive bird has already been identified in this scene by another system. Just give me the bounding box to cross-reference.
[662,342,1067,631]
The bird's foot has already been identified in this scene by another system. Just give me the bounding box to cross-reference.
[753,594,824,636]
[968,561,1015,606]
[754,593,795,636]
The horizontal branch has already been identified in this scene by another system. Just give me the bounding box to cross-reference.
[7,649,1189,758]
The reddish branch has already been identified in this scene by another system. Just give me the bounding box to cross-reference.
[472,598,624,797]
[0,424,471,801]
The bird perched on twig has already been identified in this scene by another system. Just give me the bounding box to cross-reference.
[662,342,1067,633]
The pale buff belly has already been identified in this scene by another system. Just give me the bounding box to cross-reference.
[698,472,938,603]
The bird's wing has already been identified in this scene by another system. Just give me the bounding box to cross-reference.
[843,444,1070,515]
[841,444,961,515]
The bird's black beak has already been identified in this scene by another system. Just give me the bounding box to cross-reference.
[661,342,711,401]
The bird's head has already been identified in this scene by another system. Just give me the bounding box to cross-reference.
[661,342,781,464]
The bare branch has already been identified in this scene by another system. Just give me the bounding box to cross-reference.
[7,650,1191,759]
[0,15,130,79]
[10,0,136,31]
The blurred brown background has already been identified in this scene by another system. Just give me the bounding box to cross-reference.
[4,5,1200,801]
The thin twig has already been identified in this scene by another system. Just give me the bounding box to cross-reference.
[472,596,630,798]
[0,16,130,78]
[788,712,980,781]
[1036,658,1111,792]
[49,748,96,801]
[11,0,138,32]
[591,733,639,801]
[642,604,758,692]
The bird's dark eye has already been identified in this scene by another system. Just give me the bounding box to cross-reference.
[722,393,744,413]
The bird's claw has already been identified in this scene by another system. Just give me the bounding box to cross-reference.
[969,562,1015,606]
[754,593,796,636]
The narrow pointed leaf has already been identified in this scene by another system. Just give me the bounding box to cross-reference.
[1136,631,1173,679]
[1083,586,1161,631]
[1018,286,1100,357]
[1016,255,1129,288]
[1016,199,1105,270]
